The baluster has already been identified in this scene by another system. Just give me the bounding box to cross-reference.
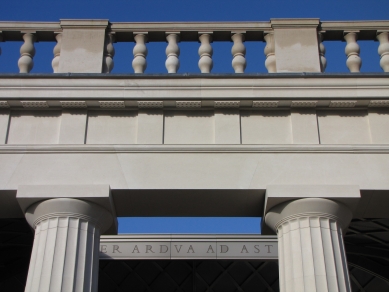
[18,32,36,73]
[377,32,389,72]
[231,33,246,73]
[51,33,62,73]
[0,32,2,60]
[103,32,115,73]
[318,31,327,72]
[132,33,148,73]
[264,32,276,73]
[198,33,213,73]
[165,33,180,73]
[344,32,361,72]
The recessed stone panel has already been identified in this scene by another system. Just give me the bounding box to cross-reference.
[318,110,371,144]
[7,111,61,144]
[241,110,292,144]
[86,111,137,144]
[164,111,214,144]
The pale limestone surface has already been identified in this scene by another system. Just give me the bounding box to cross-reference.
[164,111,214,144]
[291,110,319,144]
[1,77,389,99]
[271,19,321,73]
[23,198,113,292]
[265,198,353,292]
[4,109,389,146]
[58,20,108,73]
[58,110,87,144]
[7,111,61,144]
[214,110,240,144]
[368,109,389,143]
[241,110,292,144]
[137,110,164,144]
[86,111,137,144]
[317,110,371,144]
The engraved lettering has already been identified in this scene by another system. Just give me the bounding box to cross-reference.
[146,245,155,253]
[241,245,249,253]
[113,245,122,253]
[254,245,260,253]
[174,245,183,253]
[220,245,229,253]
[187,245,195,253]
[207,245,215,254]
[160,245,168,253]
[265,245,273,253]
[132,245,140,253]
[100,245,107,253]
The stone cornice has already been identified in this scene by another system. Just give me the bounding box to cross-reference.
[1,145,389,154]
[0,74,388,103]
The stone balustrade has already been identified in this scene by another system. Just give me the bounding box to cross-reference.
[0,19,389,73]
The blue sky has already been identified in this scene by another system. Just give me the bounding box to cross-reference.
[1,0,388,233]
[1,0,388,74]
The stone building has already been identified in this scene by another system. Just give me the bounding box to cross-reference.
[1,18,389,291]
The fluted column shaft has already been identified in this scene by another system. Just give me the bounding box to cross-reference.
[265,198,353,292]
[24,198,113,292]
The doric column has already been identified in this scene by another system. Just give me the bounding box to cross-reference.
[265,198,353,292]
[24,198,113,292]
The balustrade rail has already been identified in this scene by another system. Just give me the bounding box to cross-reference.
[0,19,388,74]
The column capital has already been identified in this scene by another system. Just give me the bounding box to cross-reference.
[25,198,113,234]
[265,198,353,234]
[17,184,117,234]
[262,185,360,235]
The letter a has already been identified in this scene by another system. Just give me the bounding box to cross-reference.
[241,245,249,253]
[207,245,215,254]
[187,245,195,253]
[132,245,140,253]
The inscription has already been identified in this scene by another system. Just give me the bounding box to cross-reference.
[100,240,277,260]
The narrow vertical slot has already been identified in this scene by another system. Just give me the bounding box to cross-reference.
[84,110,89,144]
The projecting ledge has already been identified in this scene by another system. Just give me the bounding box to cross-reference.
[16,184,118,234]
[262,185,361,235]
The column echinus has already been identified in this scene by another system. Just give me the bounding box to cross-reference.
[265,197,354,292]
[18,186,115,292]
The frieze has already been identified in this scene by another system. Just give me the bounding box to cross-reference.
[99,238,278,260]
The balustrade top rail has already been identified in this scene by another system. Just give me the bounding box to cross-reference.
[1,20,389,41]
[0,19,388,74]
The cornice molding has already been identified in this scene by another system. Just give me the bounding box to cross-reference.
[1,145,389,154]
[0,75,388,103]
